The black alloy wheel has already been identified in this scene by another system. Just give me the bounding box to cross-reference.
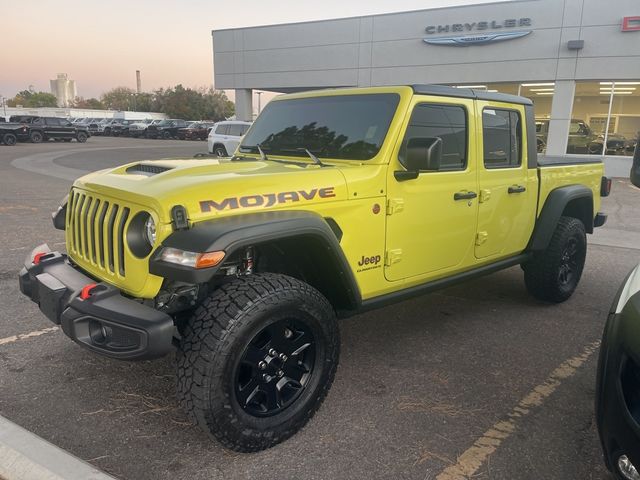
[76,132,88,143]
[558,237,579,287]
[235,319,316,417]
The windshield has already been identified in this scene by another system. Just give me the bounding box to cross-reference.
[157,120,173,126]
[240,93,400,161]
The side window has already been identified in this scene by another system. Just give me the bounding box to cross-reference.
[46,118,60,126]
[228,124,245,136]
[216,124,229,135]
[241,124,251,135]
[400,103,467,171]
[482,109,522,169]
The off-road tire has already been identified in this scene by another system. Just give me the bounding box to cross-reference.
[176,273,339,452]
[213,144,227,157]
[2,133,17,146]
[76,132,88,143]
[524,216,587,303]
[30,131,43,143]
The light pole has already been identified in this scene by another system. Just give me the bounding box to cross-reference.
[0,95,6,119]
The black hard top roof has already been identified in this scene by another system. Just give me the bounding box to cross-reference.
[411,84,533,106]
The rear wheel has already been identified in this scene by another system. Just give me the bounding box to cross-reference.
[163,131,172,139]
[176,273,339,452]
[2,133,17,146]
[76,132,88,143]
[30,131,43,143]
[213,144,227,157]
[524,216,587,303]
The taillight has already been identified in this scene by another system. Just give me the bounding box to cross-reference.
[601,176,612,197]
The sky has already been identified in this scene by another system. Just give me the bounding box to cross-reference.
[1,0,492,103]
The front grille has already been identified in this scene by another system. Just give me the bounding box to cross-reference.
[67,189,130,277]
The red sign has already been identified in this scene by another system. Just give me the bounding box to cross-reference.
[622,16,640,31]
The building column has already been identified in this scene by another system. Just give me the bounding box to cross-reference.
[235,89,253,122]
[545,80,576,156]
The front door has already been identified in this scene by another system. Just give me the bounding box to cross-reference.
[385,96,479,282]
[475,102,537,259]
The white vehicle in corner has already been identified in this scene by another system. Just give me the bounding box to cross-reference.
[207,120,252,157]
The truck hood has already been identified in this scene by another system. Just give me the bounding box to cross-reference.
[73,158,354,224]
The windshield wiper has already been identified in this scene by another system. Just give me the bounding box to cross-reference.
[257,144,268,162]
[238,145,309,168]
[299,148,328,167]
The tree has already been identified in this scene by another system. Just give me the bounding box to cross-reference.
[7,90,58,108]
[100,86,136,111]
[152,85,234,120]
[70,97,104,109]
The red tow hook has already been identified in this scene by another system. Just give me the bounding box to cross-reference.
[80,283,98,300]
[32,252,49,265]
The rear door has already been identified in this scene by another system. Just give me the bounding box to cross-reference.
[474,102,537,259]
[385,96,479,281]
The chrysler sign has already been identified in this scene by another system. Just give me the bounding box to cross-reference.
[424,17,533,46]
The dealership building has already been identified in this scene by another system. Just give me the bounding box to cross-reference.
[212,0,640,159]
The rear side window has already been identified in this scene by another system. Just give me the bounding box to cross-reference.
[240,124,251,135]
[216,124,229,135]
[46,118,60,126]
[228,124,246,136]
[400,103,467,171]
[482,109,522,169]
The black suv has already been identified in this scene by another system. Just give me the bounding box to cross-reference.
[28,117,90,143]
[145,119,189,139]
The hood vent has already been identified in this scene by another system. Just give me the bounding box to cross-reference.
[126,163,173,176]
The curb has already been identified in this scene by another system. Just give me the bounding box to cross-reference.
[0,415,117,480]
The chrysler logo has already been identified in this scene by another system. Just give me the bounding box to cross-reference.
[424,30,532,46]
[424,17,533,46]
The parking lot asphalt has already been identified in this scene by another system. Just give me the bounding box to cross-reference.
[1,137,639,480]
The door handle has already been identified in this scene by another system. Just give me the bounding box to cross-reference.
[508,185,527,194]
[454,191,478,201]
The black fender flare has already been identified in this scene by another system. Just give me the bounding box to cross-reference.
[528,185,594,252]
[150,211,361,313]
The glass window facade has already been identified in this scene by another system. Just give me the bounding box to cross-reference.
[449,80,639,157]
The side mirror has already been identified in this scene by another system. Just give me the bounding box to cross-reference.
[632,136,640,188]
[396,137,443,181]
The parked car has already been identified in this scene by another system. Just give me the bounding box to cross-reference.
[597,142,640,480]
[128,119,154,138]
[589,133,637,156]
[536,118,601,154]
[145,119,190,139]
[0,123,29,145]
[28,117,89,143]
[110,119,141,137]
[177,121,216,140]
[207,120,252,156]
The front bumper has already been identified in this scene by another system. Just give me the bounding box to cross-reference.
[19,244,174,361]
[597,267,640,474]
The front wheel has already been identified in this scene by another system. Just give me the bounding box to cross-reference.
[30,131,43,143]
[176,273,339,452]
[523,216,587,303]
[76,132,88,143]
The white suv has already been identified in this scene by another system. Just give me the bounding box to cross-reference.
[207,121,252,157]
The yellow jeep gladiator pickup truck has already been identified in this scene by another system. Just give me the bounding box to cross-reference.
[19,85,610,451]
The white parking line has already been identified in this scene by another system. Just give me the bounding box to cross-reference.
[435,340,601,480]
[0,327,59,346]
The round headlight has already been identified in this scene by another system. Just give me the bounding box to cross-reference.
[144,215,156,246]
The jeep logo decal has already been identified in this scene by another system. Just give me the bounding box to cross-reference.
[200,187,336,212]
[356,254,382,273]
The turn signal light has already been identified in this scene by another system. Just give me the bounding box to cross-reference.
[195,251,226,269]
